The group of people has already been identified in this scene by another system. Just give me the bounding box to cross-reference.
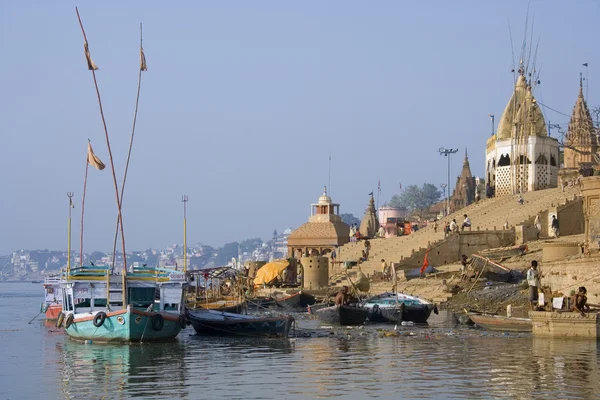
[442,214,471,236]
[349,224,363,242]
[527,260,596,314]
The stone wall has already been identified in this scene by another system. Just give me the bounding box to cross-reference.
[395,230,515,270]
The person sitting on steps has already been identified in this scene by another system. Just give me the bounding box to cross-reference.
[461,214,471,231]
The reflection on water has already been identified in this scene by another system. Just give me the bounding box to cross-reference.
[1,283,600,399]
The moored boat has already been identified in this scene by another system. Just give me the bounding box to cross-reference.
[189,299,246,314]
[363,293,436,323]
[469,312,532,332]
[307,301,334,315]
[315,305,369,325]
[245,296,277,309]
[57,265,189,343]
[41,275,62,320]
[275,291,316,309]
[187,309,294,337]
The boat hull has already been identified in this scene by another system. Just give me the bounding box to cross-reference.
[187,310,293,337]
[469,313,532,332]
[316,305,369,325]
[368,304,433,323]
[45,304,62,320]
[307,302,334,315]
[64,307,184,343]
[275,292,315,310]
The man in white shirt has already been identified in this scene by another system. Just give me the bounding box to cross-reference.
[527,260,541,310]
[377,225,386,238]
[449,219,458,233]
[461,214,471,231]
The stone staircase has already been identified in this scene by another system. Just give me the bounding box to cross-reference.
[337,186,581,280]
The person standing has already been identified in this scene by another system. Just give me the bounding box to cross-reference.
[377,225,385,238]
[433,220,438,233]
[534,214,542,239]
[527,260,541,310]
[551,215,559,238]
[460,254,468,281]
[381,259,388,281]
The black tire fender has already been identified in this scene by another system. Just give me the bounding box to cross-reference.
[151,313,164,331]
[56,312,64,328]
[93,312,107,328]
[64,314,74,329]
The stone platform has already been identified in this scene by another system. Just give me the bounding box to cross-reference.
[530,311,600,339]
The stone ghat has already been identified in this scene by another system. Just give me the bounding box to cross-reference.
[530,311,600,338]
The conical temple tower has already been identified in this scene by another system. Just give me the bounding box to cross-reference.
[451,149,475,212]
[359,193,380,238]
[564,77,598,169]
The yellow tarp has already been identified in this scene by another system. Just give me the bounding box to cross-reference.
[253,260,289,287]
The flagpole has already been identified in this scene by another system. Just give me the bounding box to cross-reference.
[377,180,380,210]
[328,153,331,196]
[76,8,128,309]
[111,22,146,271]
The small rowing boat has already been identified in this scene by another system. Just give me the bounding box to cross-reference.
[187,309,294,338]
[468,312,532,332]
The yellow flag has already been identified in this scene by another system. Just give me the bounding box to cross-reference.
[84,42,98,71]
[140,47,147,71]
[87,142,105,170]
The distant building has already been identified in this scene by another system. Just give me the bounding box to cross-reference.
[287,187,349,257]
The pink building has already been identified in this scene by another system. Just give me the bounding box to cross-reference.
[378,206,408,238]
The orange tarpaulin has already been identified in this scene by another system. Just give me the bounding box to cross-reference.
[253,260,289,287]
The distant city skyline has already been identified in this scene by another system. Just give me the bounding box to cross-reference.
[1,1,599,253]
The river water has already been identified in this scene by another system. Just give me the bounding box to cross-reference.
[1,282,599,399]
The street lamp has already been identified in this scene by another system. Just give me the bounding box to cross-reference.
[488,114,495,136]
[439,147,459,216]
[440,184,447,216]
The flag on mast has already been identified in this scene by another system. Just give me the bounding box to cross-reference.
[87,142,106,170]
[83,42,98,70]
[140,46,147,71]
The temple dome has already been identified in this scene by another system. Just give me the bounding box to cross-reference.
[496,75,547,140]
[317,187,332,204]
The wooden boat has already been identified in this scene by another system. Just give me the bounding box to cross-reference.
[307,301,334,315]
[315,305,369,325]
[275,292,315,309]
[470,255,513,283]
[363,293,436,323]
[187,298,246,314]
[478,244,527,260]
[468,312,532,332]
[187,309,294,338]
[57,265,189,343]
[245,296,277,309]
[41,275,62,320]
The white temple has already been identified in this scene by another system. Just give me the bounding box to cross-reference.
[485,71,559,197]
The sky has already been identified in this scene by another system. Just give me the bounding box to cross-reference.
[1,1,599,254]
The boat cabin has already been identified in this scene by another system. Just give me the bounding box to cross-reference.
[60,265,187,315]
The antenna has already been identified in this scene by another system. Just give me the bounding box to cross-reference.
[508,18,516,83]
[328,152,331,196]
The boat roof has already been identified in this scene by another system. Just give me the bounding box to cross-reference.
[64,265,187,283]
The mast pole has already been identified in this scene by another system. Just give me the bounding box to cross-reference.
[75,8,128,309]
[182,195,188,273]
[67,192,74,278]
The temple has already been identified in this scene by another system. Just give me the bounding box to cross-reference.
[450,149,476,212]
[359,193,379,238]
[287,187,350,258]
[563,77,598,170]
[485,70,559,196]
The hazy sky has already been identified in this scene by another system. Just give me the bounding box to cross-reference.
[1,1,599,254]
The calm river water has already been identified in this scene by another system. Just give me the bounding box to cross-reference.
[1,282,599,399]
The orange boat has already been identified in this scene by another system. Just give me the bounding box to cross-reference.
[41,276,62,320]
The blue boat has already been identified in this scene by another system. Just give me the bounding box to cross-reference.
[57,265,189,343]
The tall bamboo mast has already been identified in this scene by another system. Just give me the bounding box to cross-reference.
[75,8,128,309]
